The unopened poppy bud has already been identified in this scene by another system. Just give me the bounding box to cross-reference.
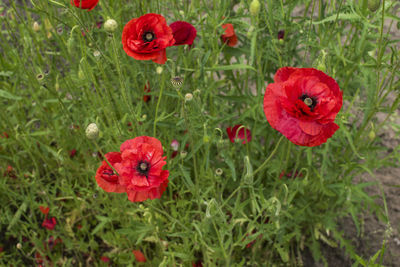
[142,114,147,120]
[85,123,99,140]
[185,93,193,102]
[16,243,22,249]
[203,135,210,143]
[180,151,187,158]
[368,0,380,12]
[104,19,118,32]
[179,10,185,16]
[156,66,163,74]
[215,168,223,176]
[249,0,261,17]
[171,76,183,89]
[33,21,40,32]
[368,130,376,140]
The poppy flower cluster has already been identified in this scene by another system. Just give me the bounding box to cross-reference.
[122,13,197,64]
[95,136,169,202]
[264,67,342,146]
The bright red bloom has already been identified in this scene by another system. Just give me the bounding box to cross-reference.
[122,13,175,64]
[95,152,125,193]
[42,217,57,230]
[39,206,50,215]
[226,125,252,144]
[221,24,238,47]
[263,67,343,147]
[70,0,99,10]
[170,21,197,46]
[132,250,146,262]
[114,136,169,202]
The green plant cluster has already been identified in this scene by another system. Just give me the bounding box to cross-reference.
[0,0,399,266]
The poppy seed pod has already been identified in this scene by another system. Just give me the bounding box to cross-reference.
[249,0,261,17]
[104,19,118,32]
[171,76,183,89]
[368,0,380,12]
[85,123,99,140]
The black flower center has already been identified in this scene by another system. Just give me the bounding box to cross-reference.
[143,31,155,42]
[136,161,150,177]
[300,94,317,111]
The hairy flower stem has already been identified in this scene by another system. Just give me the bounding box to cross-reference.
[253,135,285,176]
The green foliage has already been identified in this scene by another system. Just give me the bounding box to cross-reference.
[0,0,399,266]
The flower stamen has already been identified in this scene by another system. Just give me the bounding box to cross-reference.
[143,32,155,42]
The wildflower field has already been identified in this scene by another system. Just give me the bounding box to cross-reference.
[1,0,400,266]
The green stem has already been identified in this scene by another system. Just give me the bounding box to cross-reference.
[253,135,285,176]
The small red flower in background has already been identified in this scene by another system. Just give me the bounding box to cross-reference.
[143,82,151,103]
[46,236,62,251]
[70,0,99,11]
[278,30,285,40]
[1,132,9,138]
[95,152,126,193]
[221,24,238,47]
[4,165,16,178]
[39,206,49,215]
[101,256,110,263]
[115,136,169,202]
[263,67,343,147]
[226,125,252,144]
[192,260,203,267]
[42,217,57,230]
[170,21,197,46]
[69,149,77,158]
[122,13,175,64]
[132,250,146,262]
[279,170,303,179]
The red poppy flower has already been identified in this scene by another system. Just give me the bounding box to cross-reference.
[263,67,343,147]
[122,13,175,64]
[95,152,126,193]
[101,256,110,263]
[69,149,77,158]
[42,217,57,230]
[170,21,197,46]
[143,82,151,102]
[132,250,146,262]
[114,136,169,202]
[221,24,238,47]
[70,0,99,10]
[226,125,252,144]
[39,206,50,215]
[2,132,9,138]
